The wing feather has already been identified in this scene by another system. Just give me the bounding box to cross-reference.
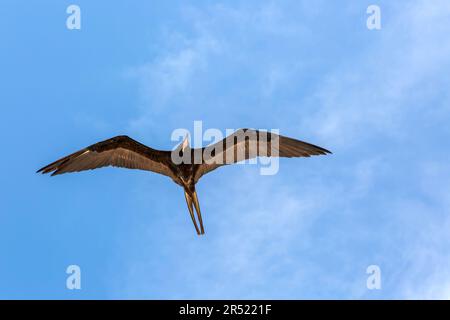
[193,129,331,181]
[37,135,176,180]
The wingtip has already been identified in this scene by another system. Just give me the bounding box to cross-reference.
[36,166,53,175]
[36,167,47,174]
[317,146,332,155]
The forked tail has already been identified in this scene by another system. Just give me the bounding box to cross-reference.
[183,188,205,235]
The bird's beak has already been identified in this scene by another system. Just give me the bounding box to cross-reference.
[184,191,201,235]
[192,190,205,235]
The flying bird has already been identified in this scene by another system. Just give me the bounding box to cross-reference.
[37,129,331,235]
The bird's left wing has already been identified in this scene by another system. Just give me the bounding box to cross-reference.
[193,129,331,182]
[37,135,176,179]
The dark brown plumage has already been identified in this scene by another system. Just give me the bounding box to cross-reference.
[37,129,331,235]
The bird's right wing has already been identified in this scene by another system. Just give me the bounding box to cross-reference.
[37,135,177,180]
[193,129,331,182]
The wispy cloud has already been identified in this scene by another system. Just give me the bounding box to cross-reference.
[124,1,326,134]
[112,0,450,299]
[303,0,450,148]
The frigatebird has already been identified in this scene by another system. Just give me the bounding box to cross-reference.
[37,129,331,235]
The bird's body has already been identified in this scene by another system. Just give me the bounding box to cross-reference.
[37,129,331,235]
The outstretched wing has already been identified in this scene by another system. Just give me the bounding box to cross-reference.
[193,129,331,182]
[37,135,177,179]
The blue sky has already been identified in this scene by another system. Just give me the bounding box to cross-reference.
[1,0,450,299]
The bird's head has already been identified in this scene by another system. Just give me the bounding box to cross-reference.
[181,133,190,152]
[172,133,191,161]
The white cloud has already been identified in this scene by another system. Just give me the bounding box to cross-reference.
[114,0,450,299]
[124,2,319,134]
[303,0,450,148]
